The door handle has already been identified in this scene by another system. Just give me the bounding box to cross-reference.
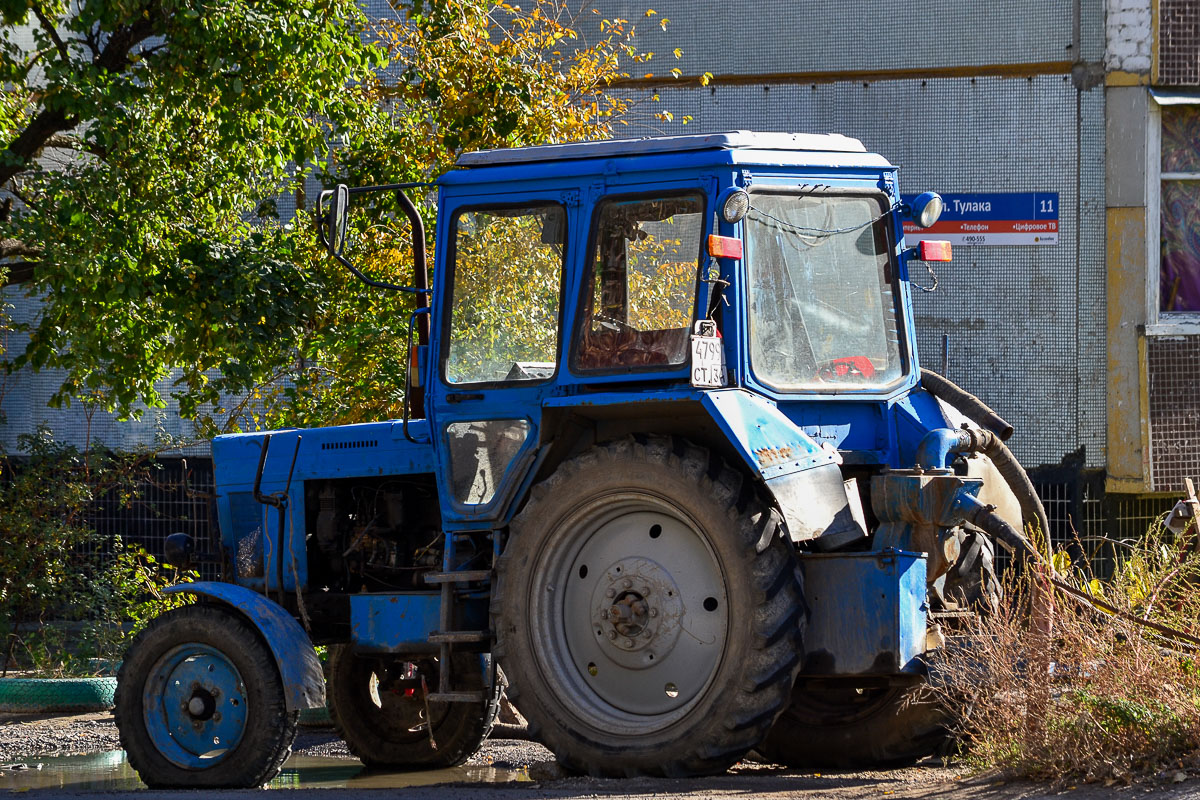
[446,392,485,404]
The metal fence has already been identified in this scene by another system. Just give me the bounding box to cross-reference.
[86,458,220,581]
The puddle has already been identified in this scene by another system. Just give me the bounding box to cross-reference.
[0,751,532,791]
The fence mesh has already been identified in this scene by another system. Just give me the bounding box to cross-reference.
[87,458,220,582]
[1159,0,1200,85]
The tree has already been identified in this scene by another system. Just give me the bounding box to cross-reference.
[0,0,383,422]
[0,0,677,432]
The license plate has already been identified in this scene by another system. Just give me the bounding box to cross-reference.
[690,321,727,388]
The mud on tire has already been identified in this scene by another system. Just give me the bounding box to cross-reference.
[493,435,805,777]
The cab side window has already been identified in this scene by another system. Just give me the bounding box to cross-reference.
[445,204,565,384]
[573,194,704,372]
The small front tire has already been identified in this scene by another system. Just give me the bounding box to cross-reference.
[115,604,298,788]
[326,647,492,769]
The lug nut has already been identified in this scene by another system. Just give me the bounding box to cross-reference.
[605,588,615,598]
[649,608,658,618]
[608,631,617,640]
[623,579,632,589]
[213,712,221,722]
[624,639,634,647]
[600,610,609,620]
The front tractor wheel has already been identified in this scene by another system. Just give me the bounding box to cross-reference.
[114,604,299,788]
[493,436,805,777]
[326,647,492,769]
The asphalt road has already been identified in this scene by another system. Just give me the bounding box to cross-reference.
[3,712,1198,800]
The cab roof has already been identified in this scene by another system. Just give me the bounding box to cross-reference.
[454,130,868,168]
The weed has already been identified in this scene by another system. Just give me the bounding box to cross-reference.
[929,521,1200,781]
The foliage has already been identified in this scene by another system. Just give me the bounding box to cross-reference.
[0,0,684,431]
[0,428,193,677]
[0,0,384,423]
[927,523,1200,782]
[259,0,679,430]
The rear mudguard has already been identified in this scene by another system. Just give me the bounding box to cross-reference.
[164,582,325,711]
[701,389,863,545]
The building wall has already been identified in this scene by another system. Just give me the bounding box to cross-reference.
[594,0,1108,472]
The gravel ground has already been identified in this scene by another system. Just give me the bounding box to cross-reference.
[3,711,1200,800]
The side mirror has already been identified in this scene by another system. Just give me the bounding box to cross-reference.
[324,184,350,255]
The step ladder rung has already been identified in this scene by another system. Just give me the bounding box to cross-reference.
[426,691,484,703]
[423,570,491,584]
[428,630,491,644]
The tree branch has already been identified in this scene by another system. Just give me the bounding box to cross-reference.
[44,133,108,160]
[30,3,70,63]
[0,4,160,189]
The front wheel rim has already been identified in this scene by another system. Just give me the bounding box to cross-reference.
[531,492,730,736]
[143,643,250,769]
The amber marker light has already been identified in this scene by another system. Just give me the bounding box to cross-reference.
[916,240,952,261]
[707,234,743,259]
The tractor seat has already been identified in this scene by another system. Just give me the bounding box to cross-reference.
[577,327,689,370]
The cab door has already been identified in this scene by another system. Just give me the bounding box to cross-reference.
[427,194,570,526]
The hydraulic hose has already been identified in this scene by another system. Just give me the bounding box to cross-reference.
[920,369,1014,441]
[958,495,1200,649]
[914,426,1051,540]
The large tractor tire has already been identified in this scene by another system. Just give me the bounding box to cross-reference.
[326,647,492,768]
[493,435,805,777]
[115,604,299,788]
[757,532,1001,768]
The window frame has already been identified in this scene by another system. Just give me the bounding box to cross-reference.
[439,200,569,388]
[568,188,709,377]
[742,185,910,395]
[1147,98,1200,335]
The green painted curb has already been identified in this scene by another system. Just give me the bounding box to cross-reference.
[298,705,332,726]
[0,677,118,712]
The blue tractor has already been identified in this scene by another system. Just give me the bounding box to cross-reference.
[114,131,1042,786]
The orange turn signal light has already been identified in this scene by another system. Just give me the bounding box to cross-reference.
[915,240,952,262]
[707,234,743,260]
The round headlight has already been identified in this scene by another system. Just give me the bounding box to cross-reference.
[721,189,750,223]
[911,191,944,229]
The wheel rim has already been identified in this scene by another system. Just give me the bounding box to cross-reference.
[531,492,729,735]
[142,643,250,769]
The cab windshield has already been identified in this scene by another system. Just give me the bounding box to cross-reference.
[745,191,905,391]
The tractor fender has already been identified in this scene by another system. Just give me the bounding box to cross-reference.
[164,582,325,710]
[700,389,864,545]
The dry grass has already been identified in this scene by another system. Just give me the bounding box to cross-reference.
[928,523,1200,782]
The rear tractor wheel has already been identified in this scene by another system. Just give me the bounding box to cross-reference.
[494,436,805,777]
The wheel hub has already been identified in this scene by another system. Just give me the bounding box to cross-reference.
[552,504,729,720]
[186,688,218,721]
[590,556,685,662]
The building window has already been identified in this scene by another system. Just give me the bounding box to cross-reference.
[1159,105,1200,313]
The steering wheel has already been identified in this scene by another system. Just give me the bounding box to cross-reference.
[816,356,875,383]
